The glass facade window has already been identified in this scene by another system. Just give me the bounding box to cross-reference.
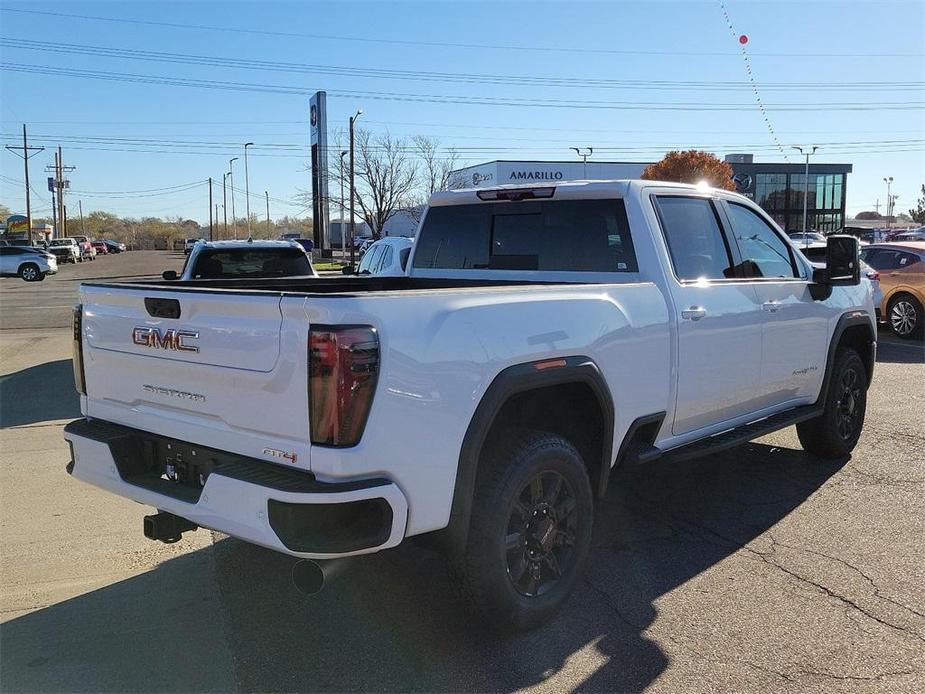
[756,174,788,211]
[751,172,846,233]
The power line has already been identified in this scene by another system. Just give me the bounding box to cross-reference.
[2,37,921,93]
[3,63,923,111]
[2,7,921,58]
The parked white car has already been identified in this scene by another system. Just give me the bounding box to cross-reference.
[0,245,58,281]
[67,179,875,630]
[164,239,317,281]
[346,236,414,277]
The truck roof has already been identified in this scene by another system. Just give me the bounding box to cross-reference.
[193,239,302,250]
[428,179,735,206]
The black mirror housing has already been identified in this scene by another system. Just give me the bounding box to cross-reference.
[162,270,178,281]
[825,235,861,286]
[341,265,355,275]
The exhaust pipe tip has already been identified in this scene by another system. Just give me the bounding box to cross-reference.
[292,559,326,595]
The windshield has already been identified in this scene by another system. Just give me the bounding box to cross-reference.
[49,240,72,247]
[190,247,313,278]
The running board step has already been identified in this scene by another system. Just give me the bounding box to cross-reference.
[652,405,822,464]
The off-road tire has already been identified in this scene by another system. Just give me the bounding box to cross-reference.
[19,263,41,282]
[797,348,867,458]
[451,429,593,632]
[887,293,924,340]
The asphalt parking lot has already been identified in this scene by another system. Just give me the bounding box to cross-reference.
[1,251,923,693]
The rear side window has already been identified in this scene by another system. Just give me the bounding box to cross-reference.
[655,196,733,280]
[192,248,312,279]
[412,199,637,273]
[725,203,798,278]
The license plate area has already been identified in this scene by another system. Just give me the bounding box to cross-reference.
[110,433,236,503]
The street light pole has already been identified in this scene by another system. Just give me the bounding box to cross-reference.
[229,157,239,239]
[339,150,347,261]
[265,191,270,239]
[244,142,254,238]
[570,147,593,180]
[222,172,229,239]
[792,145,818,246]
[883,177,894,231]
[349,109,362,266]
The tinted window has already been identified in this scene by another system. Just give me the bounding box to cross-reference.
[412,199,637,273]
[861,249,906,271]
[399,247,411,271]
[655,196,733,280]
[358,245,383,274]
[378,246,394,273]
[191,248,312,279]
[726,203,798,278]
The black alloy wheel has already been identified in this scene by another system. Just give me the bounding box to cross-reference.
[505,470,577,597]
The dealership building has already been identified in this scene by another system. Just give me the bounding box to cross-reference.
[449,154,853,233]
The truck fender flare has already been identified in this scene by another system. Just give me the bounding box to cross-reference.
[444,355,613,552]
[816,311,876,405]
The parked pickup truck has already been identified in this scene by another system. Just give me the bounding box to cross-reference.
[65,180,875,630]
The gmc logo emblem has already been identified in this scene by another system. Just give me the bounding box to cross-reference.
[132,326,200,353]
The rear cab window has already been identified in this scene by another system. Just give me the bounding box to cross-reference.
[412,198,638,274]
[191,248,313,279]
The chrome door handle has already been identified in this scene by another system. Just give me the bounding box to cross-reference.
[681,306,707,321]
[762,301,781,312]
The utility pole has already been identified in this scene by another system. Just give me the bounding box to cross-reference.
[208,177,213,241]
[244,143,254,238]
[792,145,818,245]
[222,172,229,239]
[570,146,593,179]
[349,109,362,265]
[78,200,86,235]
[265,191,270,239]
[50,180,57,238]
[215,204,220,241]
[339,150,347,260]
[884,177,894,231]
[229,157,238,239]
[5,124,44,236]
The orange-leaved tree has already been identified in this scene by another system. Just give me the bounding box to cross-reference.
[641,150,736,191]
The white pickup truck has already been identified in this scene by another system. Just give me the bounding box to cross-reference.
[65,180,875,630]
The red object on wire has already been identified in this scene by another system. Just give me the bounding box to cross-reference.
[739,34,748,44]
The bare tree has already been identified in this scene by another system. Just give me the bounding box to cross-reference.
[353,130,419,239]
[404,136,459,223]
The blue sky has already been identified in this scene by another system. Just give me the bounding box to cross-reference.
[1,0,923,224]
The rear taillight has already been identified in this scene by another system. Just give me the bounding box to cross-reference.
[309,326,379,447]
[72,304,86,395]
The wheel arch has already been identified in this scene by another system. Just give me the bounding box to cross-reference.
[818,311,876,402]
[441,356,614,553]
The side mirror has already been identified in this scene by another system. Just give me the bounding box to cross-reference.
[341,265,355,275]
[162,270,178,281]
[824,235,861,286]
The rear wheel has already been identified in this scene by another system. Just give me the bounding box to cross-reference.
[19,263,41,282]
[452,430,593,631]
[797,348,867,458]
[887,293,923,340]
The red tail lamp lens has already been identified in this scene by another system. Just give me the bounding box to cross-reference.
[309,326,379,447]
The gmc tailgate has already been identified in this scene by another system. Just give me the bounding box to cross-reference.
[78,284,313,470]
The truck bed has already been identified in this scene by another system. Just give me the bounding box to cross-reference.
[86,275,593,295]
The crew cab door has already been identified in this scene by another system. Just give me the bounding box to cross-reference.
[651,194,764,436]
[720,200,828,404]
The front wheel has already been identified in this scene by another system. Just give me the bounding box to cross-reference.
[797,348,867,459]
[887,293,923,340]
[452,430,593,631]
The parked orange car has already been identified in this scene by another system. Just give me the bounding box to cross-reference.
[860,241,925,340]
